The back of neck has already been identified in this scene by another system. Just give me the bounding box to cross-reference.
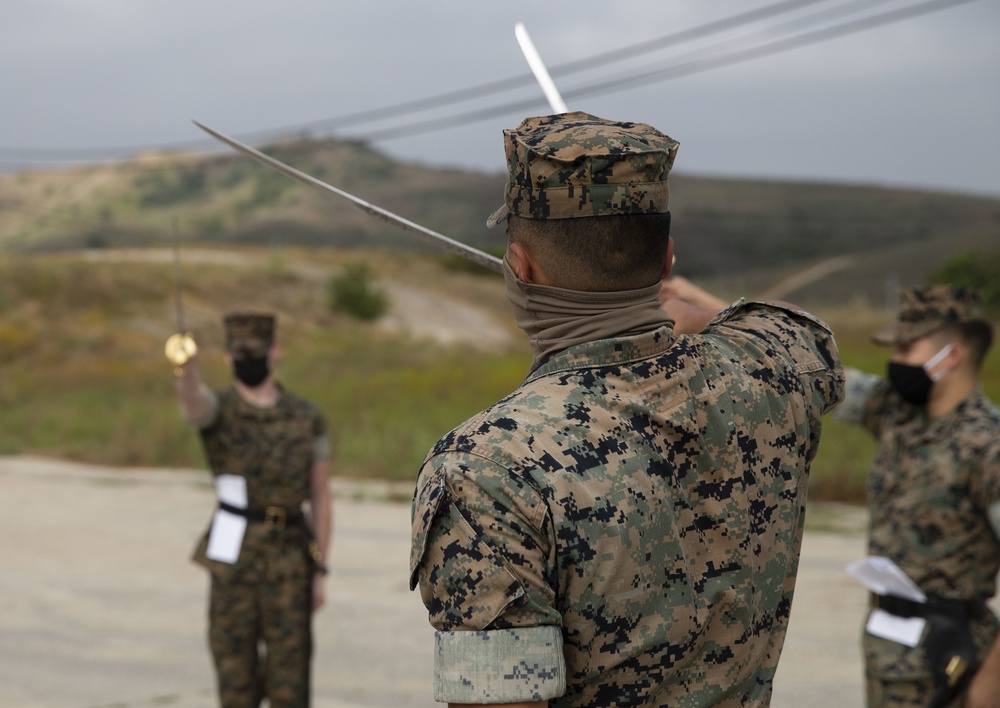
[503,260,672,369]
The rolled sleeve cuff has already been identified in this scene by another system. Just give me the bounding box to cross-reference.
[313,434,331,461]
[832,367,880,425]
[434,626,566,704]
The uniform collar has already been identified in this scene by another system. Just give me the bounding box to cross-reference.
[231,381,286,418]
[524,325,677,384]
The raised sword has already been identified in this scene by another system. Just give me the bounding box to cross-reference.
[514,22,568,114]
[164,217,198,370]
[191,121,504,274]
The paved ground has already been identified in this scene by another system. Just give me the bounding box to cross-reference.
[0,456,878,707]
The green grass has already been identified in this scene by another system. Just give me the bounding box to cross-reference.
[1,252,998,504]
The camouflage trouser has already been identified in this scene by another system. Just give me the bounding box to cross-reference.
[209,572,312,707]
[865,674,962,708]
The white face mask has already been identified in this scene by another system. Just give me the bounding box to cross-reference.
[887,342,955,406]
[923,343,954,382]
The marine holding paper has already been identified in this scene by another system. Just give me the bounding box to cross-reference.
[174,312,332,708]
[836,285,1000,707]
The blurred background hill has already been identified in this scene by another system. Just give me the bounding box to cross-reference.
[1,137,998,502]
[3,135,999,307]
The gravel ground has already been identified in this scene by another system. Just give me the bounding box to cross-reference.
[0,456,884,707]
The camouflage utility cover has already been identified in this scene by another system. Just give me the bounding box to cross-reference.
[224,312,276,352]
[410,302,844,706]
[838,372,1000,685]
[871,285,985,346]
[487,112,679,228]
[192,385,328,582]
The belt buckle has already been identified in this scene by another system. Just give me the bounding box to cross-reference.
[263,506,287,531]
[946,655,969,687]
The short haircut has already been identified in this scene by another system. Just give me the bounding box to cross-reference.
[507,212,672,292]
[935,320,994,370]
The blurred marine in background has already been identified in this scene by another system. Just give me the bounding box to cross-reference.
[836,285,1000,708]
[409,112,845,706]
[172,313,331,708]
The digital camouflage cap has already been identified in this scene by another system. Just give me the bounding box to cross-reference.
[486,112,679,228]
[224,312,276,352]
[871,285,985,346]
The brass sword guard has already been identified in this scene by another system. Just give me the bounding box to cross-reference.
[165,332,198,368]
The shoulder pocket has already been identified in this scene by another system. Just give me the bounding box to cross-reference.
[410,473,526,631]
[410,474,448,590]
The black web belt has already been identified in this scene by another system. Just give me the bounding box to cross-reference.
[218,501,304,531]
[874,593,988,707]
[873,594,986,622]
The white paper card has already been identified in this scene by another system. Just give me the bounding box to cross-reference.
[845,556,927,602]
[215,474,248,507]
[205,475,248,564]
[205,509,247,563]
[866,608,926,647]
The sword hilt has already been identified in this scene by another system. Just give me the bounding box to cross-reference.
[165,332,198,371]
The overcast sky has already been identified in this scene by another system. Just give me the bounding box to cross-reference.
[2,0,998,197]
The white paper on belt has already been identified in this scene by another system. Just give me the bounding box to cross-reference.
[847,556,927,647]
[205,475,248,564]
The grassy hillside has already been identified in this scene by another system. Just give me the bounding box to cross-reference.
[3,143,999,499]
[2,136,998,310]
[0,139,507,255]
[1,248,998,505]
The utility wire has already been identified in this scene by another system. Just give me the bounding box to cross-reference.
[356,0,978,142]
[259,0,838,135]
[0,0,926,162]
[0,0,981,170]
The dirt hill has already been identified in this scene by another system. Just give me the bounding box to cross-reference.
[3,135,998,307]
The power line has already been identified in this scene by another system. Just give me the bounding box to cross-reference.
[265,0,838,135]
[355,0,979,142]
[0,0,981,169]
[0,0,914,162]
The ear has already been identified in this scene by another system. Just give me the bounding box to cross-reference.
[946,341,966,369]
[509,241,542,284]
[269,343,282,364]
[661,237,675,280]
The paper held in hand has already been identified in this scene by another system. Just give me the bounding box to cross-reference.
[846,556,927,648]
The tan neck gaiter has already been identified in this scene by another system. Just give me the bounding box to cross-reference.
[503,259,673,369]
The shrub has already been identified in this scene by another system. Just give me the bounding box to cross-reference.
[931,249,1000,315]
[327,262,390,321]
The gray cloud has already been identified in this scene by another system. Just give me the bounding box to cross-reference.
[2,0,998,195]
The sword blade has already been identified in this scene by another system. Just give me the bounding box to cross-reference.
[515,22,568,114]
[171,217,186,333]
[191,121,503,273]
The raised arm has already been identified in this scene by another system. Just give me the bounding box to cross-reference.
[172,355,218,427]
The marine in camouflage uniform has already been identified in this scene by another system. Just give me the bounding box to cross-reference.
[174,313,332,708]
[835,286,1000,707]
[409,112,845,706]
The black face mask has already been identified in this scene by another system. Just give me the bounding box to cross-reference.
[886,343,953,406]
[233,354,270,388]
[886,362,933,405]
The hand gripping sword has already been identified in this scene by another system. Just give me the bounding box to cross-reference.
[164,218,198,370]
[191,121,504,273]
